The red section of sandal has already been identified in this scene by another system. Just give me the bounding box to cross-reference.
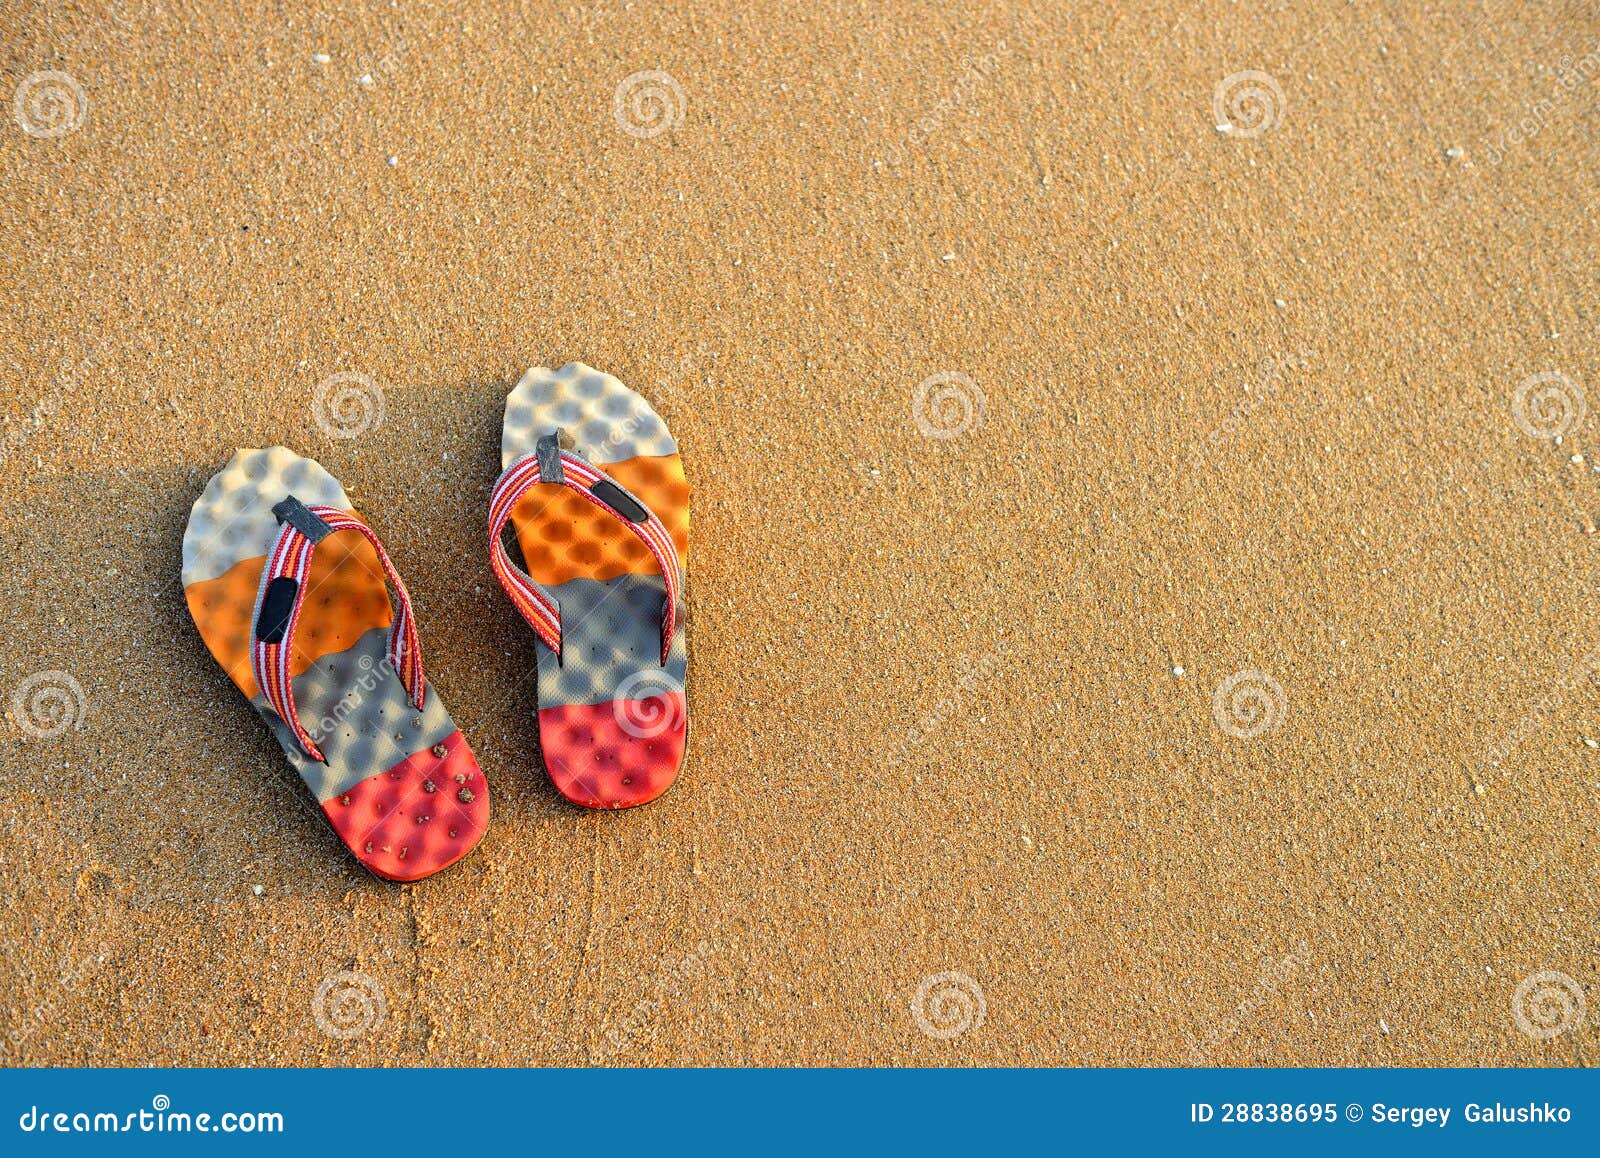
[536,694,686,809]
[322,730,489,881]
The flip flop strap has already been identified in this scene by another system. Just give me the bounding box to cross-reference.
[249,497,426,762]
[489,436,681,665]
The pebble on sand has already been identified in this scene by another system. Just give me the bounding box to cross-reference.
[251,884,264,896]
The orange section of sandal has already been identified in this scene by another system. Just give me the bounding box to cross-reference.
[509,452,690,587]
[183,517,394,701]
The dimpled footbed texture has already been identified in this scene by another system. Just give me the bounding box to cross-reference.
[502,364,690,808]
[183,447,489,881]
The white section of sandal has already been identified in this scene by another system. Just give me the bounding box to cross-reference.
[502,362,678,469]
[181,447,353,587]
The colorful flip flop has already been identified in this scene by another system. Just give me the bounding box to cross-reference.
[489,363,690,809]
[183,447,489,881]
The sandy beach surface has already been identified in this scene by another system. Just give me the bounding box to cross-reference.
[2,1,1597,1066]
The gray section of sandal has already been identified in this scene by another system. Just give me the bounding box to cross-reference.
[182,447,352,587]
[535,572,688,711]
[253,626,458,802]
[502,362,678,469]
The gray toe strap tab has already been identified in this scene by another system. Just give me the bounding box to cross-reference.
[272,495,335,544]
[535,433,566,483]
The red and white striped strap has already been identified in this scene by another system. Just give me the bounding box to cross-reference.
[249,498,425,762]
[489,440,681,664]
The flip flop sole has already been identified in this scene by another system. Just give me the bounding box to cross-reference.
[183,447,489,880]
[502,364,690,808]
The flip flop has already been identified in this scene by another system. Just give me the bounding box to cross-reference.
[183,447,489,881]
[489,363,690,809]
